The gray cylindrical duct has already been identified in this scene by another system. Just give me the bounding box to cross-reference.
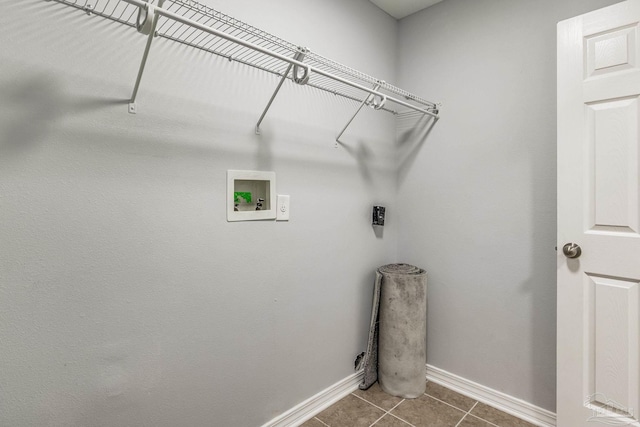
[377,264,427,398]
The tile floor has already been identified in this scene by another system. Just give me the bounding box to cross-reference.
[301,381,537,427]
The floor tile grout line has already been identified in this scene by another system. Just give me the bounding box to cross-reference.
[368,412,388,427]
[385,411,416,427]
[350,392,395,413]
[454,413,469,427]
[428,389,534,427]
[323,384,532,427]
[388,398,406,412]
[423,392,474,414]
[455,402,509,427]
[354,388,474,427]
[370,399,416,427]
[465,402,506,427]
[312,416,330,427]
[350,393,410,427]
[466,413,502,427]
[454,401,478,427]
[386,399,414,426]
[372,399,407,426]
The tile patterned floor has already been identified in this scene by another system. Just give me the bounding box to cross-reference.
[301,381,537,427]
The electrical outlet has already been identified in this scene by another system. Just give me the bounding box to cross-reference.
[276,195,290,221]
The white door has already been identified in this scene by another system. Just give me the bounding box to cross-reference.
[558,1,640,426]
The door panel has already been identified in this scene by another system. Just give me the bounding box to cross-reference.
[586,96,639,233]
[558,1,640,426]
[587,274,639,416]
[585,24,638,78]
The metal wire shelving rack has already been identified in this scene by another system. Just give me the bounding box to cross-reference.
[47,0,440,140]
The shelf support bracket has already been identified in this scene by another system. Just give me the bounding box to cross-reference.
[335,82,382,147]
[128,0,164,114]
[255,48,307,134]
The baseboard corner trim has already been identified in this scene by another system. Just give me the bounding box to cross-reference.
[260,370,364,427]
[426,364,556,427]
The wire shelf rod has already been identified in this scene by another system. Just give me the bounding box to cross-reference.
[49,0,137,27]
[180,17,214,43]
[97,0,113,14]
[159,33,284,78]
[177,1,296,48]
[122,0,438,118]
[255,62,293,134]
[166,0,424,105]
[129,0,165,106]
[172,0,296,54]
[173,10,204,39]
[47,0,436,116]
[336,83,381,145]
[183,27,214,47]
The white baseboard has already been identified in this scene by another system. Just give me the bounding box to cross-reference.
[260,370,364,427]
[261,365,556,427]
[426,364,556,427]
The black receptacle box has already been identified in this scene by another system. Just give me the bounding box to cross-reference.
[372,206,385,226]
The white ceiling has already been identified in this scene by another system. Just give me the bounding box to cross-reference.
[369,0,444,19]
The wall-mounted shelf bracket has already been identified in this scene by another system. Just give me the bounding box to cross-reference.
[335,82,383,147]
[255,48,307,135]
[49,0,442,128]
[128,0,164,114]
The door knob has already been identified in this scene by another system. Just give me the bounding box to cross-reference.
[562,243,581,259]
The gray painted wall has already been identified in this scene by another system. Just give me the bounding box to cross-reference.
[0,1,398,425]
[1,0,628,424]
[396,0,620,412]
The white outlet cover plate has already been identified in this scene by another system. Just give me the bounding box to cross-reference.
[276,195,290,221]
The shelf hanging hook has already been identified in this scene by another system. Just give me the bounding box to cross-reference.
[364,80,386,110]
[136,0,157,35]
[292,47,309,85]
[66,0,440,119]
[255,47,312,134]
[368,93,387,110]
[129,0,164,113]
[335,82,382,146]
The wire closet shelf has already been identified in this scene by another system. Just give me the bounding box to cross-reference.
[48,0,440,136]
